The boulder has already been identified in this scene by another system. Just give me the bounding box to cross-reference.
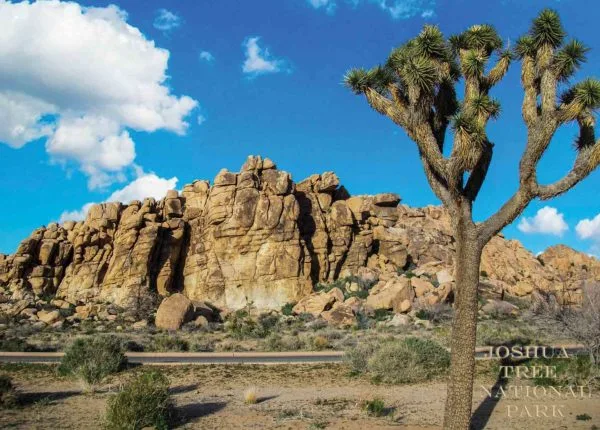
[321,301,355,327]
[366,276,414,312]
[37,309,61,324]
[411,277,434,297]
[155,293,195,330]
[292,288,344,317]
[387,313,411,327]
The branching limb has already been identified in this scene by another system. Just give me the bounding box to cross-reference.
[463,142,493,201]
[536,142,600,199]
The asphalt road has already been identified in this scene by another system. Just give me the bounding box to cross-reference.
[0,345,585,365]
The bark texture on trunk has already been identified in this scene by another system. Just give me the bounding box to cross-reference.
[443,225,483,430]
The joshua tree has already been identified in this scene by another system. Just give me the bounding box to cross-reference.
[344,9,600,429]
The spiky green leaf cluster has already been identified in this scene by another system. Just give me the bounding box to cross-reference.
[569,79,600,109]
[461,51,487,78]
[450,24,502,56]
[452,113,487,144]
[466,95,501,120]
[531,8,565,49]
[344,68,370,95]
[415,25,451,60]
[515,35,536,59]
[553,39,589,81]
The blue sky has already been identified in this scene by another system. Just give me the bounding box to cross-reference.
[0,0,599,257]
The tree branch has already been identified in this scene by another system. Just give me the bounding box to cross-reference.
[477,187,534,242]
[536,143,600,199]
[463,142,493,201]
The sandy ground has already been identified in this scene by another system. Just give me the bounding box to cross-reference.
[1,363,599,429]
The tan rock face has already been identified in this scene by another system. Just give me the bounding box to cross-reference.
[366,275,414,312]
[155,293,195,330]
[1,155,598,315]
[292,288,344,316]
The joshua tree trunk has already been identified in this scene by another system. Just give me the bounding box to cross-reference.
[443,222,483,429]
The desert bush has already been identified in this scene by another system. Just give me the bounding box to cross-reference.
[362,398,386,417]
[523,355,600,389]
[58,336,127,385]
[476,322,537,347]
[104,370,173,430]
[312,335,330,350]
[225,310,279,339]
[551,285,600,364]
[346,341,378,375]
[368,337,450,384]
[281,303,295,316]
[0,375,17,408]
[414,303,453,323]
[0,337,37,352]
[314,276,376,300]
[148,335,189,352]
[264,334,304,351]
[373,309,393,322]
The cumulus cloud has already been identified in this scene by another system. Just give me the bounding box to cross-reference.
[576,214,600,240]
[197,114,207,125]
[518,206,569,237]
[59,172,178,222]
[0,1,197,188]
[153,8,182,33]
[242,37,287,76]
[199,50,215,63]
[576,214,600,257]
[308,0,435,19]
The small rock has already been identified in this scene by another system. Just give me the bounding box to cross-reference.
[37,309,61,324]
[387,313,411,327]
[132,320,148,330]
[193,315,209,328]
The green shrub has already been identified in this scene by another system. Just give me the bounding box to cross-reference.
[58,336,126,385]
[368,337,450,384]
[148,335,189,352]
[104,371,173,430]
[281,303,295,316]
[312,335,330,350]
[363,398,386,417]
[373,309,393,322]
[576,413,592,421]
[225,310,278,339]
[0,375,17,408]
[346,342,377,375]
[265,334,303,351]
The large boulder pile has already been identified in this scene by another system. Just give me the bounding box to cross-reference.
[1,155,598,322]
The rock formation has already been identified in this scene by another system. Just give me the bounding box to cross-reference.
[1,156,598,317]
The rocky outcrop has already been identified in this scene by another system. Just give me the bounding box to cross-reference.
[1,155,598,316]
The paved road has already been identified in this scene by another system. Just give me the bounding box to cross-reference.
[0,351,345,365]
[0,345,585,365]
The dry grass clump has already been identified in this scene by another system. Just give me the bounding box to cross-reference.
[244,386,258,404]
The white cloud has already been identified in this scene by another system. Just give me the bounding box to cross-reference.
[197,114,207,125]
[59,202,96,223]
[0,1,197,188]
[153,8,181,33]
[242,37,287,76]
[307,0,337,14]
[107,173,178,203]
[199,50,215,63]
[518,206,569,237]
[308,0,435,19]
[576,214,600,241]
[59,172,178,222]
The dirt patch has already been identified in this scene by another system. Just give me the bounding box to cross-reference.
[0,363,598,429]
